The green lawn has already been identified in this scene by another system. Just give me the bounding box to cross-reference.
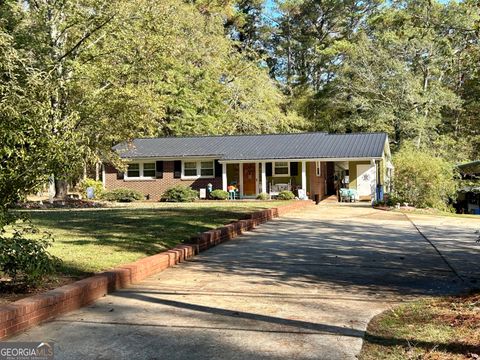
[359,293,480,360]
[25,201,288,277]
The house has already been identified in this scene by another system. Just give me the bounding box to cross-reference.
[456,160,480,215]
[104,132,393,202]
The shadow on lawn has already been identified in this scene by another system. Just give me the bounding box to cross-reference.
[27,207,261,274]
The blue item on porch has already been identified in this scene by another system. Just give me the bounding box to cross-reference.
[473,208,480,215]
[376,185,384,201]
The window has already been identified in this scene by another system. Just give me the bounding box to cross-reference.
[182,160,215,178]
[315,161,322,177]
[184,162,197,177]
[200,161,214,176]
[127,163,140,177]
[274,161,289,176]
[143,162,156,177]
[126,162,155,179]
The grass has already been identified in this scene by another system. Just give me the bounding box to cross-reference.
[23,201,288,277]
[393,208,480,220]
[359,293,480,360]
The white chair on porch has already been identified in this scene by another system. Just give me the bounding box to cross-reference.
[269,181,291,197]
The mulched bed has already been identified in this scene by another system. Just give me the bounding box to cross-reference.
[15,198,104,209]
[0,276,85,306]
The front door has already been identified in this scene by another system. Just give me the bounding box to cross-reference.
[243,163,256,196]
[357,164,375,197]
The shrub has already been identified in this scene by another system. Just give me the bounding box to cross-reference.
[163,185,198,202]
[393,145,458,210]
[384,193,401,207]
[210,189,229,200]
[78,178,104,199]
[256,192,270,200]
[277,190,295,200]
[101,188,143,202]
[0,221,61,287]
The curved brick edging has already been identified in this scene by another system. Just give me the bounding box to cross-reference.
[0,200,314,339]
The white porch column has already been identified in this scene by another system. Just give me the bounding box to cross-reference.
[239,163,244,197]
[255,163,259,195]
[222,163,227,192]
[261,161,267,194]
[301,161,307,199]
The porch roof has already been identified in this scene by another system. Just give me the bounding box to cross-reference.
[114,132,388,161]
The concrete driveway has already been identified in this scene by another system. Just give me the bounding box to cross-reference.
[9,204,479,359]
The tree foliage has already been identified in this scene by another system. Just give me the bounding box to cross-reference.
[267,0,479,160]
[392,145,458,211]
[0,0,301,203]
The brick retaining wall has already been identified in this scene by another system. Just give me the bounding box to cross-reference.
[0,200,314,339]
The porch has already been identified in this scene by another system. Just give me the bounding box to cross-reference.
[219,159,390,202]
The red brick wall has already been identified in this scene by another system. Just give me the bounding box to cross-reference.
[105,161,222,201]
[308,161,326,200]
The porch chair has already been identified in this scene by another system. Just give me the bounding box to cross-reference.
[269,180,292,197]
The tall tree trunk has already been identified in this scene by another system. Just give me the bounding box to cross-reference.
[95,162,100,181]
[54,178,68,199]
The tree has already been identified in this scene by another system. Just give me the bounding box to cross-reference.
[0,18,61,220]
[270,0,383,94]
[392,144,458,211]
[2,0,303,200]
[305,0,478,156]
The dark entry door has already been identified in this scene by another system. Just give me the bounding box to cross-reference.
[326,162,336,195]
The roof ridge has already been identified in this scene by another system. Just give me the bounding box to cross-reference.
[130,131,386,141]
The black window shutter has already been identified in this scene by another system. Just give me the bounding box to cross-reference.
[156,161,164,179]
[174,160,182,179]
[290,162,298,176]
[117,170,124,180]
[266,162,272,177]
[214,160,222,178]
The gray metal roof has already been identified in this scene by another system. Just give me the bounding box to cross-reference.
[457,160,480,175]
[113,132,388,161]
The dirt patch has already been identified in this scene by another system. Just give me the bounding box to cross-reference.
[15,198,104,209]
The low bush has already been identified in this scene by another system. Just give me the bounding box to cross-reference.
[277,190,295,200]
[101,188,143,202]
[256,192,270,200]
[78,178,104,199]
[0,221,61,287]
[210,189,229,200]
[163,185,198,202]
[384,193,401,207]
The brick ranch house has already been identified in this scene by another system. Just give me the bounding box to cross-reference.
[104,132,393,202]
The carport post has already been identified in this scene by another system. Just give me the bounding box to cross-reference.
[301,161,307,197]
[261,162,267,194]
[222,163,227,192]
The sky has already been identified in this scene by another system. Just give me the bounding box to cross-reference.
[264,0,453,17]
